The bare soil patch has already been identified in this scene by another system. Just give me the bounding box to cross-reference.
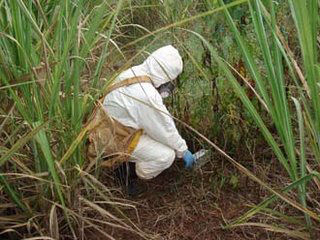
[98,155,304,240]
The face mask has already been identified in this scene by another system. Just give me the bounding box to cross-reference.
[157,82,175,98]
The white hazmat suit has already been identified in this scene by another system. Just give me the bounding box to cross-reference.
[103,45,188,179]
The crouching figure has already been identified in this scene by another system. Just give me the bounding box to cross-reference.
[87,45,195,195]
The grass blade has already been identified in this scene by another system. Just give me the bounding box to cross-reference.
[0,123,46,167]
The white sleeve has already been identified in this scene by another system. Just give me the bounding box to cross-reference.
[134,90,188,157]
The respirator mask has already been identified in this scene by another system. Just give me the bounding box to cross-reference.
[157,81,176,98]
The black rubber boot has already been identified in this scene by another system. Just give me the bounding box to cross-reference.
[115,162,129,186]
[115,162,144,197]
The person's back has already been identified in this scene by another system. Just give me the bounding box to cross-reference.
[104,80,157,130]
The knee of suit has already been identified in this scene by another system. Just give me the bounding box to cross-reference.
[136,149,175,180]
[158,148,176,167]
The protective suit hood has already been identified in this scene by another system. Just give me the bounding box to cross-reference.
[116,45,183,88]
[143,45,183,88]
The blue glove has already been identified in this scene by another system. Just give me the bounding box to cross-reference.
[183,150,196,168]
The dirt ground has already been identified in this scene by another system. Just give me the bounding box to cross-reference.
[92,154,311,240]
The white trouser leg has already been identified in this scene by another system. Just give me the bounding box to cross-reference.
[130,134,175,180]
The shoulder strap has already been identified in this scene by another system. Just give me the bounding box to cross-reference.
[88,75,151,127]
[105,75,152,95]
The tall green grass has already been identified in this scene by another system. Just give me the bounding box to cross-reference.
[1,0,247,238]
[126,1,320,236]
[1,0,319,238]
[152,0,320,237]
[0,0,150,238]
[210,0,319,235]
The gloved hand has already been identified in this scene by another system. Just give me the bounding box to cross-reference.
[183,150,196,168]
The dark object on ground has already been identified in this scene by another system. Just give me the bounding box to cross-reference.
[115,162,145,197]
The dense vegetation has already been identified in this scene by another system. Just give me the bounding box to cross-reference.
[0,0,319,239]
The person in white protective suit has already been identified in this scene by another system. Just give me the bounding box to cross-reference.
[103,45,195,191]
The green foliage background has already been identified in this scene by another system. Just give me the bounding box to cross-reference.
[0,0,319,239]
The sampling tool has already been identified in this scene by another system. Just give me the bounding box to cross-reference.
[193,149,210,169]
